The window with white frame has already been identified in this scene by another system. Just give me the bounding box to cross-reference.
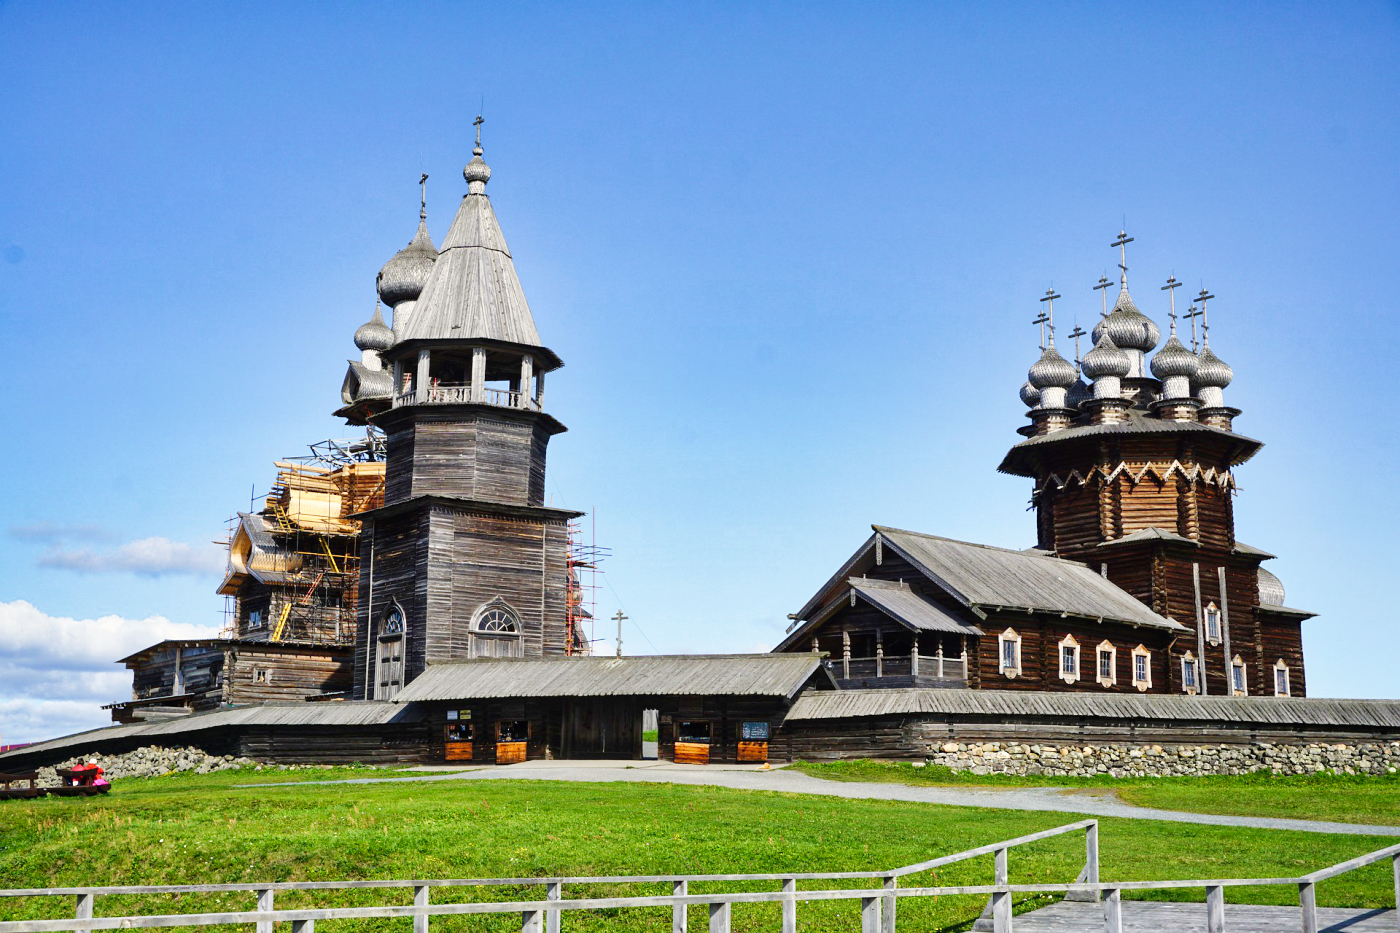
[1096,641,1117,687]
[1180,651,1199,695]
[1131,645,1152,691]
[1230,655,1247,696]
[1204,602,1221,645]
[1273,660,1291,697]
[1058,634,1080,684]
[999,628,1022,678]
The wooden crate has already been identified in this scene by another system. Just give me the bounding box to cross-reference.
[673,742,710,765]
[445,742,473,762]
[736,741,768,763]
[496,741,528,765]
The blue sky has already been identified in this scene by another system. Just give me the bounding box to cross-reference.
[1,2,1397,742]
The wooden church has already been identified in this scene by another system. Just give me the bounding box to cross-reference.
[775,242,1312,699]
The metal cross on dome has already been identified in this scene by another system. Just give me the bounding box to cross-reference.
[1184,304,1204,352]
[1032,310,1049,351]
[419,172,428,220]
[1162,275,1183,334]
[1067,325,1088,370]
[473,114,485,146]
[1093,274,1113,317]
[1197,287,1216,345]
[1111,230,1134,282]
[1039,287,1062,345]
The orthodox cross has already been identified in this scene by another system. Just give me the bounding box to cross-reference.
[1184,305,1204,351]
[1039,288,1062,345]
[1067,325,1088,371]
[1196,288,1216,345]
[1093,275,1113,317]
[473,113,485,147]
[1111,230,1134,282]
[419,172,428,220]
[1031,310,1049,351]
[613,609,628,658]
[1161,275,1183,334]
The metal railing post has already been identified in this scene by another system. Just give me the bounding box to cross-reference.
[673,880,688,933]
[545,881,562,933]
[708,901,730,933]
[992,847,1012,933]
[1206,885,1225,933]
[414,884,430,933]
[1298,881,1317,933]
[521,908,543,933]
[1102,887,1121,933]
[861,895,882,933]
[882,874,897,933]
[256,889,273,933]
[781,877,796,933]
[74,893,93,933]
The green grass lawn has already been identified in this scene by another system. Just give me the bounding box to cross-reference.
[1,770,1396,932]
[789,759,1400,827]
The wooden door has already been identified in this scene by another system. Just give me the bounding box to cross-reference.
[562,699,643,758]
[374,634,403,700]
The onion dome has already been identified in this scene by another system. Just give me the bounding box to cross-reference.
[1150,335,1200,380]
[1080,333,1131,379]
[1019,381,1042,408]
[354,303,394,352]
[1066,378,1092,410]
[1257,567,1286,607]
[1092,285,1161,353]
[1195,345,1234,389]
[1027,345,1077,390]
[377,218,439,307]
[464,143,492,190]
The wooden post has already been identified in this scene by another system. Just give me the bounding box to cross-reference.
[842,629,851,680]
[173,644,184,696]
[910,643,919,678]
[521,908,543,933]
[520,356,534,409]
[992,847,1011,933]
[536,370,546,409]
[256,889,274,933]
[1218,567,1235,693]
[1205,885,1225,933]
[936,645,944,679]
[781,878,796,933]
[415,349,431,404]
[74,893,93,933]
[812,637,820,654]
[673,879,688,933]
[471,347,486,402]
[876,630,884,678]
[291,922,314,933]
[545,881,561,933]
[414,885,430,933]
[1085,822,1100,898]
[708,901,730,933]
[882,874,897,933]
[1298,882,1317,933]
[861,896,882,933]
[1392,853,1399,930]
[1102,888,1121,933]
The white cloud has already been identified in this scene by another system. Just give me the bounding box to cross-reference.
[37,537,225,578]
[10,521,115,543]
[0,600,220,744]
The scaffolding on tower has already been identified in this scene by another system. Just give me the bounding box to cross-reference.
[565,516,608,656]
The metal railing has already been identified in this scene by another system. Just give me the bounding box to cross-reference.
[1,820,1396,933]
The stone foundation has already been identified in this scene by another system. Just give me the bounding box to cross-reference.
[926,740,1400,778]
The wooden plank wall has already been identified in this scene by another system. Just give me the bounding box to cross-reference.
[352,510,428,700]
[382,410,552,508]
[225,647,352,706]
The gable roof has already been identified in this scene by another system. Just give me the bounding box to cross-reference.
[776,578,982,651]
[392,654,831,704]
[876,526,1185,631]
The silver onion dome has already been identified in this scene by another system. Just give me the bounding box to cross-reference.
[1019,381,1042,408]
[464,144,492,188]
[354,304,395,352]
[1150,335,1200,380]
[1080,333,1131,379]
[1092,285,1161,353]
[1066,378,1091,410]
[1195,345,1234,389]
[378,219,439,307]
[1028,345,1078,390]
[1257,567,1286,607]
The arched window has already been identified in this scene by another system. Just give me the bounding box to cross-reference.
[470,599,524,659]
[374,602,406,700]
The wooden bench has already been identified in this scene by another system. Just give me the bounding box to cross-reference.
[0,772,46,800]
[50,768,110,797]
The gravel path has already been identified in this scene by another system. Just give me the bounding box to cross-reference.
[241,760,1400,837]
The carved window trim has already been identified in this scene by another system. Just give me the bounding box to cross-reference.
[1096,640,1117,688]
[999,628,1022,679]
[1204,602,1222,646]
[1058,633,1080,684]
[1131,644,1152,692]
[471,598,522,636]
[1180,651,1199,695]
[1273,659,1291,698]
[1230,655,1248,696]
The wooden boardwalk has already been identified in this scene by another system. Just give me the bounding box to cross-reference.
[1013,899,1397,931]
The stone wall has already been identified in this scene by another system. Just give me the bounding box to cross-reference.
[926,740,1400,777]
[34,746,261,787]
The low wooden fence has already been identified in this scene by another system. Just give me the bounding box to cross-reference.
[1,819,1396,933]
